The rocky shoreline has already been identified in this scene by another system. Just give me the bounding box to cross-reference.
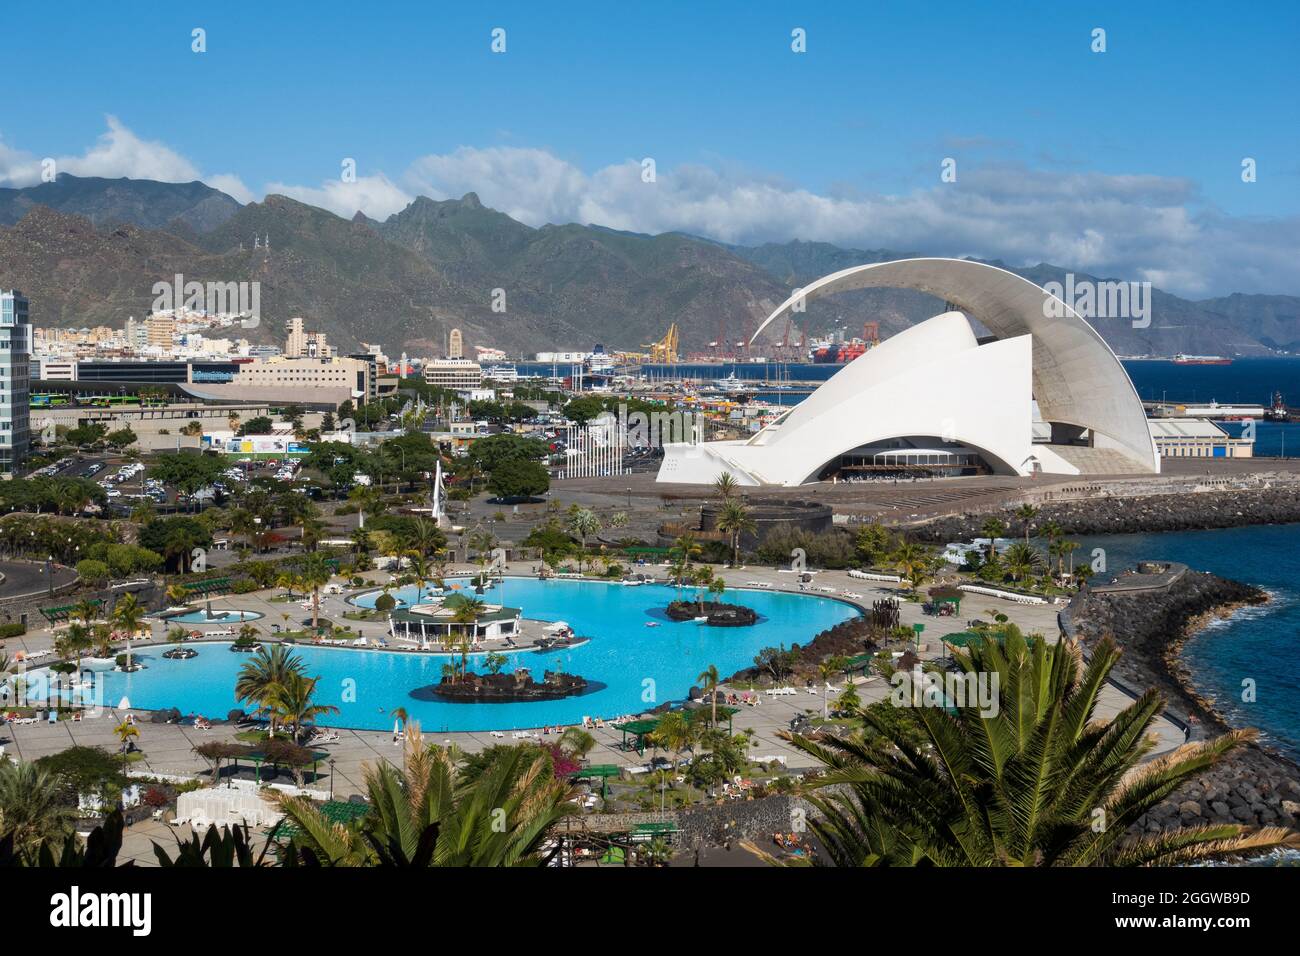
[905,486,1300,541]
[1062,567,1300,835]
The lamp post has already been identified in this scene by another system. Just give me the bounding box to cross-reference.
[328,757,336,801]
[46,555,55,596]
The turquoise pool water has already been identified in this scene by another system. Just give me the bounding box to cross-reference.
[90,579,859,732]
[168,609,264,624]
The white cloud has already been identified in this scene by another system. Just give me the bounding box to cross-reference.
[204,173,255,205]
[401,146,1300,297]
[263,173,412,220]
[57,116,201,182]
[2,122,1297,297]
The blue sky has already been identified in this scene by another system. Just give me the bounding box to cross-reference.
[2,0,1297,295]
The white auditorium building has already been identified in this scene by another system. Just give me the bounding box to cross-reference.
[658,258,1160,487]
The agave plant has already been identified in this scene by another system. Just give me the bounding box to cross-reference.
[787,627,1299,866]
[270,729,576,866]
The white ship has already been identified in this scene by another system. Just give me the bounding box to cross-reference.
[482,364,518,382]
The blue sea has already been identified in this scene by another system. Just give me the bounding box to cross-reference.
[1078,526,1300,760]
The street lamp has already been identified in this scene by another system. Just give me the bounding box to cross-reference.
[46,555,55,596]
[328,757,337,801]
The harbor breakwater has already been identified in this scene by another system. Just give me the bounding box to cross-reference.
[906,484,1300,541]
[1063,565,1300,836]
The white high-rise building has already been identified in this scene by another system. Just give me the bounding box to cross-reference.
[0,290,32,474]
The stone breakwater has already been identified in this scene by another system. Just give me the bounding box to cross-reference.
[905,486,1300,541]
[1062,567,1300,835]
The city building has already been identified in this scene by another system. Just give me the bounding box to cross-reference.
[145,314,177,347]
[659,258,1159,486]
[423,357,483,390]
[0,290,31,474]
[283,317,332,358]
[231,355,369,398]
[1149,418,1253,458]
[448,327,464,359]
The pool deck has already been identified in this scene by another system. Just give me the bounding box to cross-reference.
[1,562,1188,797]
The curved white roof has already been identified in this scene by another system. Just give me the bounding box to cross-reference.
[751,258,1158,472]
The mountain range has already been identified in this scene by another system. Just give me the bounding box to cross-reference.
[1,174,1296,358]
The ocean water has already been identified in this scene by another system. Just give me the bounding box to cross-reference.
[71,579,859,732]
[1078,525,1300,759]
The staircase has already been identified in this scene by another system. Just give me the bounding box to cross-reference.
[1045,444,1148,476]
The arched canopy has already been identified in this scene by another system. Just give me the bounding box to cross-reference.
[752,258,1157,472]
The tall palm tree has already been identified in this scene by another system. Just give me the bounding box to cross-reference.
[697,664,721,727]
[270,734,577,866]
[0,761,78,857]
[1013,503,1039,544]
[715,498,755,567]
[787,629,1299,866]
[297,552,334,631]
[268,672,339,743]
[669,533,701,599]
[112,593,146,671]
[235,645,306,737]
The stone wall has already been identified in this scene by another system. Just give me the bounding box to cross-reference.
[908,484,1300,540]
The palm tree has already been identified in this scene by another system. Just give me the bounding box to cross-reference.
[978,517,1006,561]
[72,598,99,627]
[57,622,92,675]
[410,517,442,558]
[567,509,601,573]
[276,571,300,601]
[1013,503,1039,544]
[270,734,577,866]
[297,552,334,631]
[890,541,929,592]
[1039,519,1064,556]
[1002,541,1044,582]
[268,672,339,743]
[713,472,738,501]
[0,761,78,857]
[113,721,140,773]
[787,629,1299,866]
[697,664,721,727]
[715,498,755,567]
[649,711,695,770]
[235,645,306,737]
[669,532,701,600]
[406,551,431,604]
[447,595,486,650]
[165,583,189,607]
[112,593,145,671]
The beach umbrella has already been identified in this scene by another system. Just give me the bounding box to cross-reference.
[118,696,131,710]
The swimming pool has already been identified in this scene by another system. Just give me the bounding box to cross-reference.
[90,578,860,732]
[167,609,264,624]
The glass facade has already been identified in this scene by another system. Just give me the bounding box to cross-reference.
[0,290,32,473]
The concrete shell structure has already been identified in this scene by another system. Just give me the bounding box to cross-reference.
[657,258,1158,486]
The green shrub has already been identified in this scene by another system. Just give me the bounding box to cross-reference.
[75,559,111,588]
[0,621,25,638]
[373,593,396,613]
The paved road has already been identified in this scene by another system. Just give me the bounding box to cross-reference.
[0,559,78,604]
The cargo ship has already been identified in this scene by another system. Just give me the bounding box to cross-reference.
[1172,353,1232,365]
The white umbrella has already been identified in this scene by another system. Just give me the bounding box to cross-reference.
[117,696,131,710]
